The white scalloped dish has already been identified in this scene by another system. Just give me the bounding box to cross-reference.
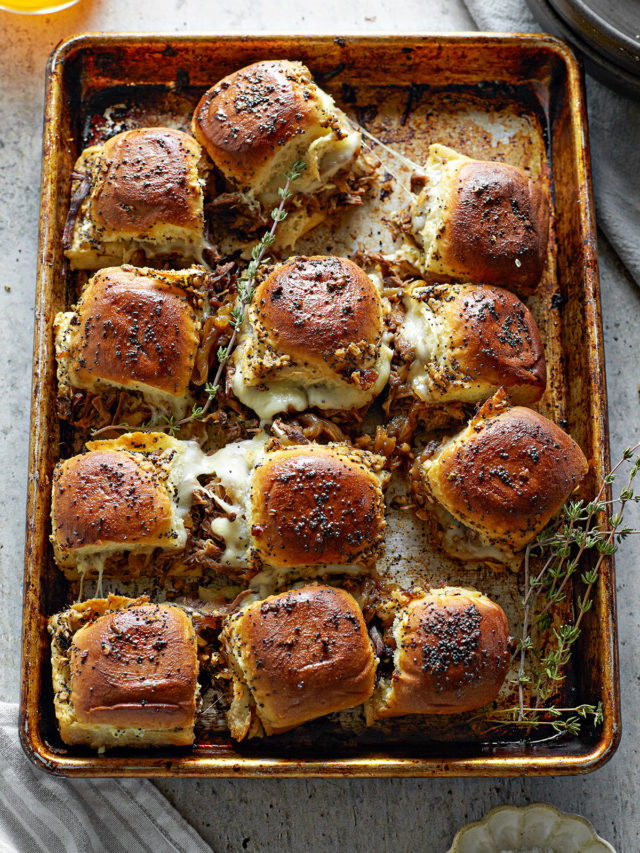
[447,804,616,853]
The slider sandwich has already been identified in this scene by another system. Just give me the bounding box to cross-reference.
[410,390,589,568]
[50,432,220,580]
[397,143,550,294]
[200,437,388,579]
[192,60,372,246]
[55,265,207,419]
[65,127,208,269]
[398,282,546,407]
[221,584,377,739]
[367,587,511,719]
[49,595,199,749]
[230,255,393,421]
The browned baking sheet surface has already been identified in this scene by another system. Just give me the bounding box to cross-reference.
[20,33,618,776]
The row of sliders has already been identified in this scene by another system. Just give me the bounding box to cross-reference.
[65,60,371,268]
[51,433,387,581]
[64,58,550,297]
[55,257,548,424]
[49,584,511,749]
[50,391,587,582]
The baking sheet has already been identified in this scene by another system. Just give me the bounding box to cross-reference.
[20,33,617,776]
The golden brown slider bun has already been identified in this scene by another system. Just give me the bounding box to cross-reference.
[192,60,361,207]
[222,585,376,739]
[411,390,588,566]
[368,587,510,719]
[400,282,546,406]
[400,144,549,294]
[250,443,387,570]
[231,256,392,420]
[51,432,196,577]
[55,266,205,414]
[66,128,207,270]
[49,595,198,748]
[203,435,387,575]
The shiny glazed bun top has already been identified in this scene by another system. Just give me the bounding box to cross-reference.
[192,60,360,203]
[406,144,550,294]
[50,432,191,571]
[231,256,392,420]
[401,282,547,406]
[92,128,204,236]
[371,587,511,717]
[254,255,383,374]
[58,266,202,402]
[422,391,589,555]
[223,585,376,735]
[446,159,549,290]
[52,449,174,556]
[69,602,198,729]
[250,443,387,569]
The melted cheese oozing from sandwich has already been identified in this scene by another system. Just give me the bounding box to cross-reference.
[302,130,361,193]
[68,437,265,589]
[75,554,107,600]
[293,90,361,196]
[198,434,268,567]
[399,293,447,401]
[231,351,392,423]
[409,149,446,251]
[231,270,393,422]
[393,144,461,273]
[432,503,517,567]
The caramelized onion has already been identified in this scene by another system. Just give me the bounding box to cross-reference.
[298,413,348,442]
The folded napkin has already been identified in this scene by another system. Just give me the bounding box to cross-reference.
[463,0,640,287]
[0,704,212,853]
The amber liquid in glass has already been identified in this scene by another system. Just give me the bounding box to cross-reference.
[0,0,79,12]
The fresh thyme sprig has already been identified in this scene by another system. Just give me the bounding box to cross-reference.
[482,442,640,736]
[212,157,307,379]
[482,702,604,737]
[90,159,306,440]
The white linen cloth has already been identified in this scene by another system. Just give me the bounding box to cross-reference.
[463,0,640,286]
[0,703,213,853]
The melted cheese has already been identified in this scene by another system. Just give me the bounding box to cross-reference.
[301,129,361,195]
[172,441,219,518]
[68,436,268,590]
[196,435,268,568]
[231,270,393,422]
[410,147,449,252]
[432,503,518,567]
[231,347,392,423]
[250,89,361,207]
[302,91,361,192]
[395,144,468,275]
[76,555,106,601]
[400,292,447,401]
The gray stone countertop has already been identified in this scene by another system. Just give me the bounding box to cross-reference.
[0,1,638,850]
